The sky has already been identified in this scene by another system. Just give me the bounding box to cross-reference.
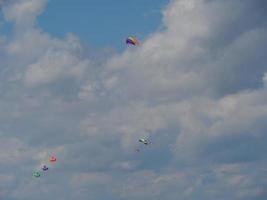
[38,0,168,49]
[0,0,267,200]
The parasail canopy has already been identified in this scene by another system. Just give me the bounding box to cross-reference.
[49,156,57,163]
[126,36,140,46]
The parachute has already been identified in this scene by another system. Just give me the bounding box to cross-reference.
[126,36,140,46]
[33,171,41,178]
[42,165,48,171]
[139,138,149,145]
[49,156,56,163]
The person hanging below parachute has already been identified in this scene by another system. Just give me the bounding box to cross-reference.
[126,36,140,46]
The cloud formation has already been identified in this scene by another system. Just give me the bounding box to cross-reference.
[0,0,266,199]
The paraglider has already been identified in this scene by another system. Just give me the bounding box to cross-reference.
[139,138,149,145]
[49,156,56,163]
[33,171,41,178]
[42,165,48,171]
[126,36,140,46]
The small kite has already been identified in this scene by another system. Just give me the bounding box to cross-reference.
[42,165,48,171]
[126,36,140,46]
[33,171,41,178]
[139,138,149,145]
[49,156,57,163]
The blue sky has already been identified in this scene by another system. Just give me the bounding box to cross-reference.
[38,0,169,50]
[0,0,267,200]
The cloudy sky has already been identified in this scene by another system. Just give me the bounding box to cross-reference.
[0,0,267,199]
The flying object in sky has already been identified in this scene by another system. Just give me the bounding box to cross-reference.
[33,171,41,178]
[139,138,149,145]
[42,165,48,171]
[126,36,140,46]
[49,156,57,163]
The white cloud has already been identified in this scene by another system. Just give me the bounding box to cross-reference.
[3,0,47,28]
[0,0,267,199]
[24,48,88,87]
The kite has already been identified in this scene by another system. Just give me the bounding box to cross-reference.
[139,138,149,145]
[42,165,48,171]
[126,36,140,46]
[49,156,57,163]
[33,171,41,178]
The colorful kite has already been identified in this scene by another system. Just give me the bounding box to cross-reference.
[42,165,48,171]
[49,156,57,163]
[33,171,41,178]
[126,36,140,46]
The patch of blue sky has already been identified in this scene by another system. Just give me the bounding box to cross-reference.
[37,0,169,50]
